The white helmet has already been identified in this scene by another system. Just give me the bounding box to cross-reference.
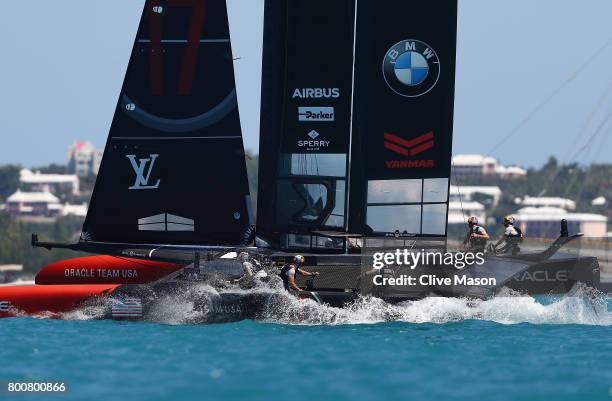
[293,255,305,265]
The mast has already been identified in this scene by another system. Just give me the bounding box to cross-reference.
[344,0,359,236]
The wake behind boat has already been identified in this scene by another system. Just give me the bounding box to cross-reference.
[0,0,601,322]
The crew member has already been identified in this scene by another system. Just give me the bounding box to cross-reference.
[494,216,523,255]
[462,216,490,252]
[279,255,319,292]
[238,252,254,277]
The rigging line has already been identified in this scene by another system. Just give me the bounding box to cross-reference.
[562,78,612,162]
[451,161,469,231]
[485,36,612,158]
[569,108,612,162]
[573,111,612,172]
[539,78,612,196]
[590,116,612,163]
[561,110,612,201]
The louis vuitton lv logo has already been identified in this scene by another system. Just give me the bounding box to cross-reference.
[126,154,161,190]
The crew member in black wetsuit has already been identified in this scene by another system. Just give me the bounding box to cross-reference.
[279,255,319,292]
[462,216,490,253]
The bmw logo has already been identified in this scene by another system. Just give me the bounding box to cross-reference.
[382,39,440,98]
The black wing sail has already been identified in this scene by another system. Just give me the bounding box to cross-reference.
[348,0,458,239]
[82,0,252,247]
[257,0,458,250]
[257,0,357,252]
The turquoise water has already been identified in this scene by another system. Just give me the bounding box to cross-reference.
[2,291,612,401]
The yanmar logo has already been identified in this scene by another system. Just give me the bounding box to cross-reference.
[384,132,435,169]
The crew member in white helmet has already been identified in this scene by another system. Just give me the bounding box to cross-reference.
[494,215,523,255]
[238,252,254,277]
[236,252,256,288]
[279,255,319,292]
[462,216,490,252]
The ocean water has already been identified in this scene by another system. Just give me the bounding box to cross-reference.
[2,287,612,401]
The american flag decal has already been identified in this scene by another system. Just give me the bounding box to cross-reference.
[384,132,434,156]
[112,297,143,319]
[0,301,10,313]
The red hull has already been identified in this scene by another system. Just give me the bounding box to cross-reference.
[36,255,182,285]
[0,255,182,318]
[0,284,119,317]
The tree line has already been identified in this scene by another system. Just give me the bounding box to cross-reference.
[0,156,609,273]
[452,156,611,225]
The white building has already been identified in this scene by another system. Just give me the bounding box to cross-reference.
[67,141,103,177]
[61,203,88,217]
[5,190,62,217]
[19,169,80,196]
[4,190,87,218]
[517,196,576,211]
[450,185,502,207]
[452,154,527,180]
[448,201,486,225]
[514,206,607,238]
[0,265,23,284]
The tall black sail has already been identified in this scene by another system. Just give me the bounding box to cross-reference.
[348,0,458,238]
[258,0,458,249]
[257,0,357,251]
[82,0,252,247]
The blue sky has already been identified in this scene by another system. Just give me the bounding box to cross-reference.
[0,0,611,168]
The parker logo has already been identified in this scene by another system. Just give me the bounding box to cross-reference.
[298,107,335,122]
[384,132,435,169]
[292,88,340,99]
[127,154,160,190]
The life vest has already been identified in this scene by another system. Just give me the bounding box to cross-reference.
[506,225,524,243]
[495,225,524,255]
[469,225,488,247]
[279,264,296,289]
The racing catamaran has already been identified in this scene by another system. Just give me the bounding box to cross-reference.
[0,0,600,321]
